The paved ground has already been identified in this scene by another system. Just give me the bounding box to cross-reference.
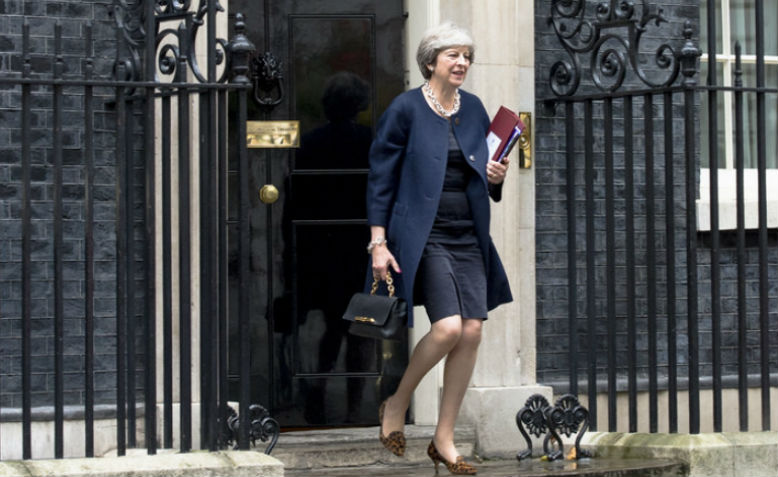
[285,457,686,477]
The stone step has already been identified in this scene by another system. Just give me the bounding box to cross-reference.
[284,457,687,477]
[271,425,475,470]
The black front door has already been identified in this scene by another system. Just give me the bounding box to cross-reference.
[227,0,407,427]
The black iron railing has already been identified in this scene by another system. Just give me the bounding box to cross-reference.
[0,2,276,460]
[541,0,775,434]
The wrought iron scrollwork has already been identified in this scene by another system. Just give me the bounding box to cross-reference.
[516,393,591,461]
[544,394,591,460]
[114,1,286,109]
[113,0,230,84]
[112,0,146,82]
[154,0,194,15]
[225,404,280,454]
[515,394,551,460]
[187,0,229,83]
[548,0,690,96]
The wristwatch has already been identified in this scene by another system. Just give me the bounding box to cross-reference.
[366,237,387,254]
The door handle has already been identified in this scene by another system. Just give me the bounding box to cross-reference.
[519,112,532,169]
[259,184,279,204]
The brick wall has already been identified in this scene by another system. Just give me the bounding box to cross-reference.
[0,0,144,410]
[534,0,777,389]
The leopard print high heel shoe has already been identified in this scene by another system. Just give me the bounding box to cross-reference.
[427,440,477,475]
[378,399,406,456]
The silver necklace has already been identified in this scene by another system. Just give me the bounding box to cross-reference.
[423,81,460,117]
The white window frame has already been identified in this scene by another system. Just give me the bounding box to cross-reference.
[697,0,778,231]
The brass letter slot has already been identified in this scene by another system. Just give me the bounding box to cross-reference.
[246,120,300,148]
[355,316,376,323]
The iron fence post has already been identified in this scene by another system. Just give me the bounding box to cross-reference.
[680,20,702,435]
[227,12,256,451]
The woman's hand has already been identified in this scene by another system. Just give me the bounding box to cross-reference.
[486,156,510,184]
[371,243,401,282]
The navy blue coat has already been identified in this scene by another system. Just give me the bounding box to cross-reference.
[365,87,513,326]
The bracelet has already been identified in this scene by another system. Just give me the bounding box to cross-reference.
[366,237,387,254]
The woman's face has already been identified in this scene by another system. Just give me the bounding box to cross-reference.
[429,46,471,88]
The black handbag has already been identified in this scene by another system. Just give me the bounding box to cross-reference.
[342,271,407,340]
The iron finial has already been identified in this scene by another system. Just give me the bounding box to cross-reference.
[234,12,246,35]
[734,41,743,87]
[679,20,701,85]
[228,12,256,84]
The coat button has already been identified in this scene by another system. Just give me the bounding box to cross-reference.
[455,118,460,125]
[468,155,475,162]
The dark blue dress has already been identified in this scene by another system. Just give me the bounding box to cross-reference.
[414,123,488,321]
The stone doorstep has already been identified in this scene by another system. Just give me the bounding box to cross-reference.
[583,431,778,477]
[0,450,283,477]
[271,424,476,470]
[283,457,688,477]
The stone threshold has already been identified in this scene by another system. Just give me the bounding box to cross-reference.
[584,431,778,477]
[284,457,685,477]
[272,424,476,470]
[0,450,283,477]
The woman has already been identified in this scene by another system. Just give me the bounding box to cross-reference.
[366,22,512,475]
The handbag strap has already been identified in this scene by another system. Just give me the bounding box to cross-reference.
[370,271,395,297]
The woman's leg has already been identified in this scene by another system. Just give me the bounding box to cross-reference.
[433,318,483,463]
[381,315,463,437]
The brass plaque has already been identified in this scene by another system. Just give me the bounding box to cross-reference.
[246,120,300,148]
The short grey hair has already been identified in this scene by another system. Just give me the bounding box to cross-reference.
[416,22,475,80]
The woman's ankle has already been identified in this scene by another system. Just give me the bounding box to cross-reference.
[431,435,459,461]
[432,431,454,447]
[387,393,410,413]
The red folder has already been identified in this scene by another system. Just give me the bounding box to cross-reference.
[486,106,525,162]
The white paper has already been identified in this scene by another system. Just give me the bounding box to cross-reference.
[486,131,502,161]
